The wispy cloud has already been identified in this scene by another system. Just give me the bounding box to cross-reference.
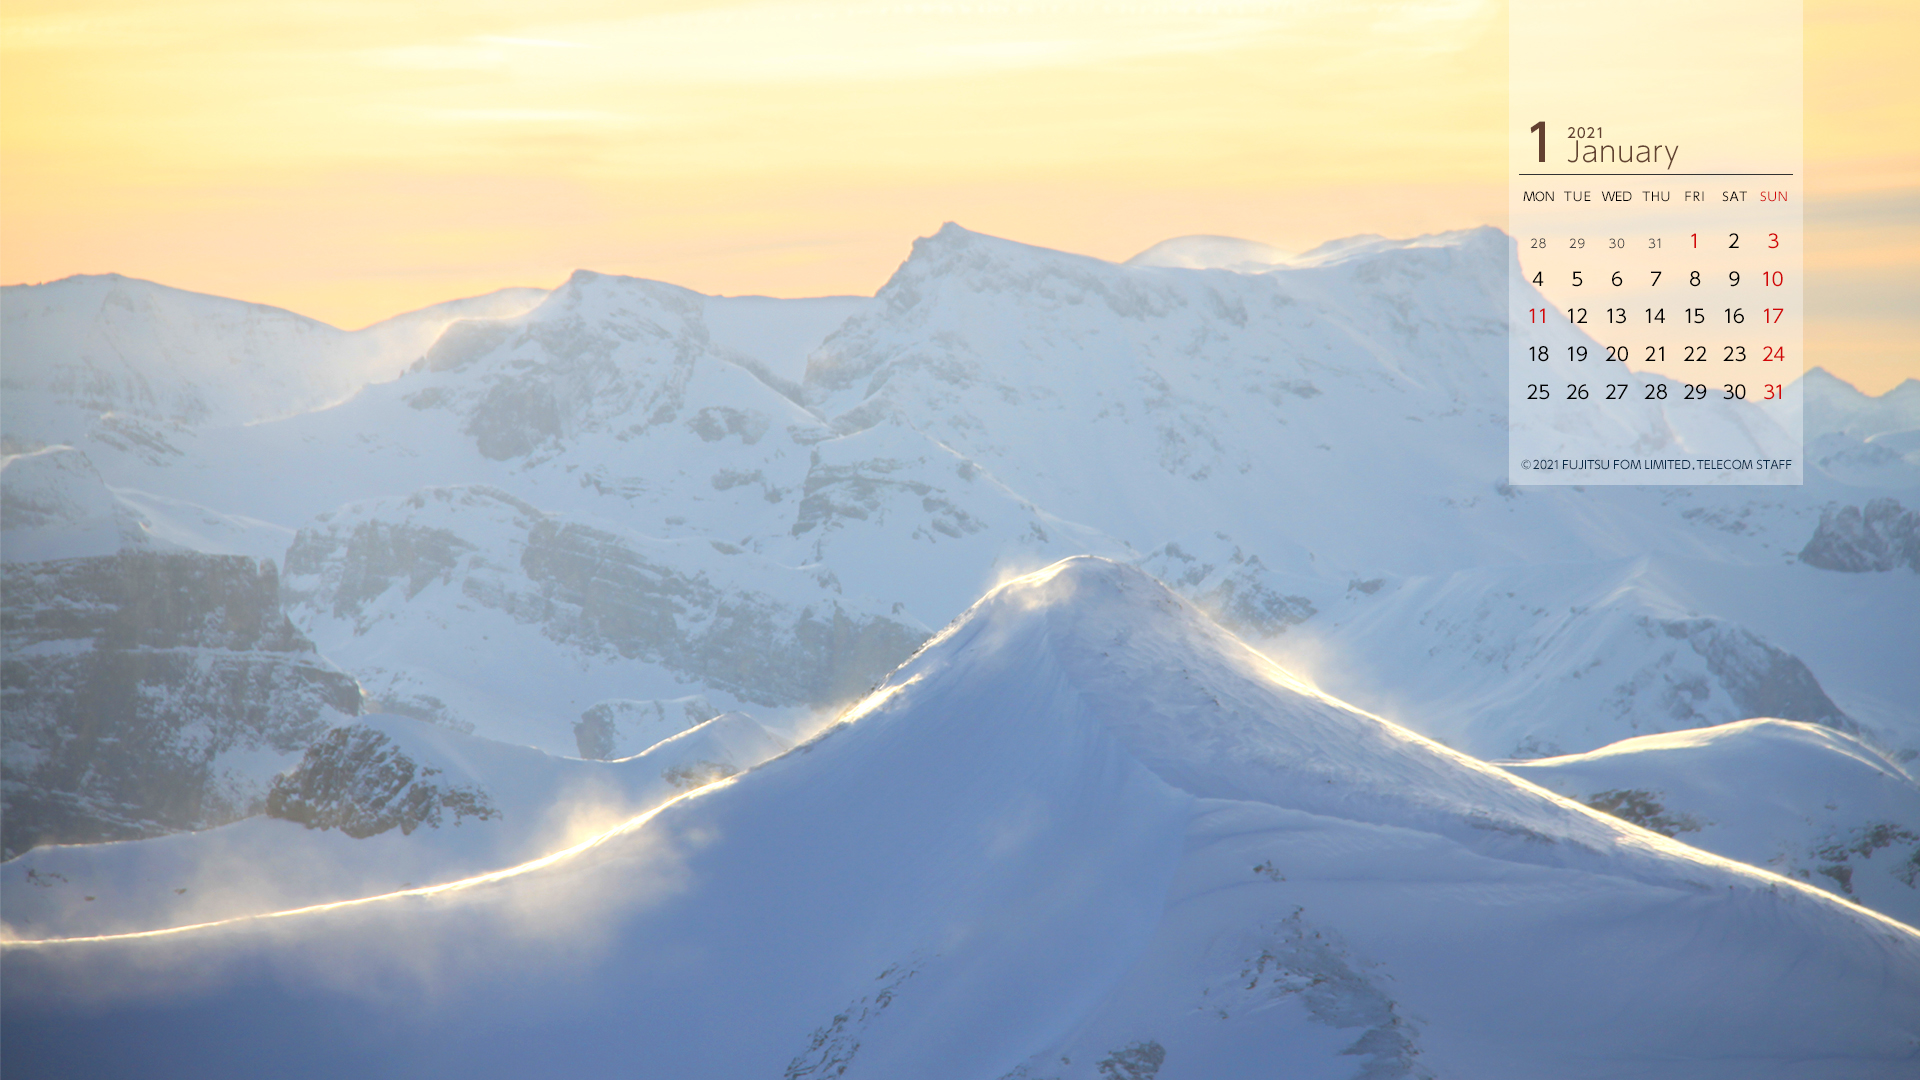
[437,0,1343,86]
[418,108,641,127]
[473,35,592,49]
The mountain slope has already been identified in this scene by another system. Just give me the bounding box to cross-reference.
[5,558,1914,1079]
[0,711,787,939]
[1298,557,1856,760]
[7,225,1914,833]
[0,274,545,446]
[1,549,362,858]
[1504,719,1920,924]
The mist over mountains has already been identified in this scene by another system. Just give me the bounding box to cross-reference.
[3,224,1917,1075]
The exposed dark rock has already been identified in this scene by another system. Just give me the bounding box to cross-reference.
[282,487,928,723]
[1206,908,1430,1078]
[265,725,497,839]
[785,960,923,1080]
[2,552,361,859]
[1581,789,1705,838]
[572,714,617,761]
[686,405,770,444]
[1141,543,1316,639]
[1198,574,1317,638]
[1653,618,1855,733]
[283,513,484,621]
[1800,498,1920,573]
[1097,1041,1167,1080]
[3,551,313,653]
[517,517,925,707]
[1806,822,1920,896]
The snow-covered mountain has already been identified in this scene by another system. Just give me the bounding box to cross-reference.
[0,274,545,449]
[276,483,923,735]
[1,710,788,939]
[1293,556,1857,760]
[1502,719,1920,926]
[1125,234,1295,271]
[21,224,1910,759]
[5,560,1914,1078]
[1,446,366,858]
[0,446,146,562]
[4,224,1914,912]
[0,545,362,859]
[5,218,1914,1077]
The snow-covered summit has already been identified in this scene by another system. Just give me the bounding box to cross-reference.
[1125,234,1295,271]
[803,223,1511,556]
[862,556,1641,857]
[1804,366,1920,441]
[0,274,546,446]
[6,555,1917,1078]
[12,222,1913,760]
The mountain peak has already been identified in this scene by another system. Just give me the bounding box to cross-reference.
[849,556,1634,858]
[1124,234,1294,270]
[887,222,1109,284]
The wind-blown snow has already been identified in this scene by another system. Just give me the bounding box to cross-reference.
[4,559,1915,1079]
[1,275,546,446]
[1125,234,1295,271]
[1503,719,1920,925]
[0,711,787,939]
[3,222,1915,879]
[3,225,1918,1074]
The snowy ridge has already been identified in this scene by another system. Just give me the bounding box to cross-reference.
[0,274,546,446]
[2,223,1914,875]
[3,217,1917,1012]
[1125,234,1295,271]
[1,446,146,562]
[1504,719,1920,924]
[4,559,1915,1079]
[0,711,787,940]
[1301,556,1854,759]
[802,224,1518,570]
[869,558,1637,857]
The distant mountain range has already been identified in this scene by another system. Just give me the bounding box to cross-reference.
[2,225,1917,1074]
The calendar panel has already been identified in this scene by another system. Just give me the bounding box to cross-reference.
[1508,0,1803,486]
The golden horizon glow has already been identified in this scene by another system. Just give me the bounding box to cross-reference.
[2,0,1912,392]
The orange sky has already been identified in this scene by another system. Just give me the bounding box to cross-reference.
[2,0,1913,392]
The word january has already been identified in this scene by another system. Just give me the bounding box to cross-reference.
[1567,141,1679,169]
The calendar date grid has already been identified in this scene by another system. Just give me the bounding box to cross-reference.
[1513,224,1797,407]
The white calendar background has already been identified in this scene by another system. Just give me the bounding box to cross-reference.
[1509,0,1804,486]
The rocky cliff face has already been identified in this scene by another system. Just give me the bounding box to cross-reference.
[265,724,497,839]
[1800,498,1920,573]
[9,229,1915,780]
[1,552,361,858]
[279,485,927,749]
